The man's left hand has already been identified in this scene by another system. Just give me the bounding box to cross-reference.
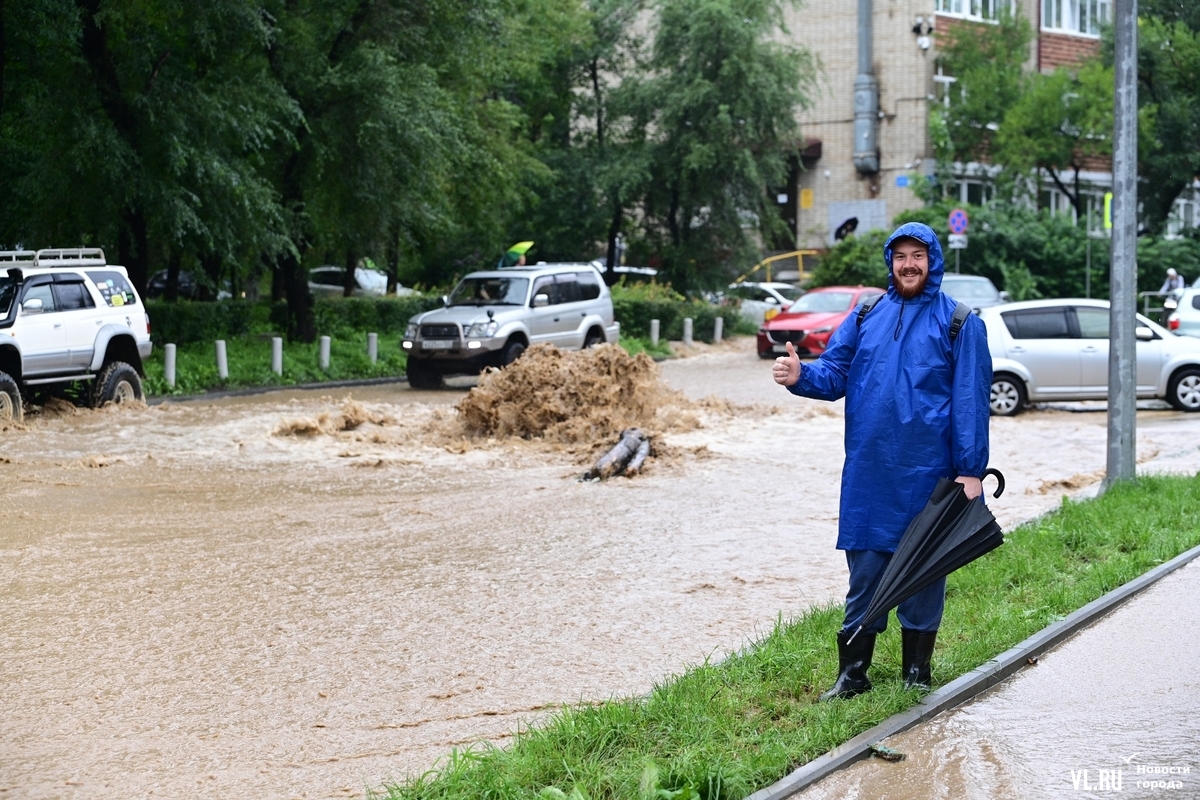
[956,476,982,500]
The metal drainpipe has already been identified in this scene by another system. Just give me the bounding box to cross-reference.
[853,0,880,174]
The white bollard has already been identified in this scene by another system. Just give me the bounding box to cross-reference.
[682,317,693,346]
[319,336,331,371]
[713,316,724,344]
[215,340,228,381]
[367,332,378,364]
[271,337,283,376]
[650,319,660,346]
[164,343,177,388]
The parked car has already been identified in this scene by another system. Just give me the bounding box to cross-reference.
[587,261,658,283]
[0,248,152,421]
[940,274,1009,311]
[757,285,885,359]
[727,281,805,326]
[401,263,619,389]
[145,270,232,301]
[1166,288,1200,338]
[980,298,1200,415]
[308,265,414,297]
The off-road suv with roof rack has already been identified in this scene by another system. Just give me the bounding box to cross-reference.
[401,263,618,389]
[0,248,152,421]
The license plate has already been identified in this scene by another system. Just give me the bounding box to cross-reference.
[773,344,789,353]
[422,339,454,349]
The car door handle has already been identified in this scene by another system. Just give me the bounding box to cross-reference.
[553,317,560,322]
[53,323,62,329]
[1081,346,1099,353]
[1010,346,1025,354]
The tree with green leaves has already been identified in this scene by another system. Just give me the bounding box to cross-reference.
[629,0,816,290]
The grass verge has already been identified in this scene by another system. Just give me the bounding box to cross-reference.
[378,474,1200,800]
[142,335,679,397]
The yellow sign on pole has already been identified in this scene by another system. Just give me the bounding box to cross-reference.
[1104,192,1113,229]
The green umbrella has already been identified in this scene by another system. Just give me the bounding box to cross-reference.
[500,240,534,267]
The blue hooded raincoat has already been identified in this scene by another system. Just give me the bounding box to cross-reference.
[789,222,992,552]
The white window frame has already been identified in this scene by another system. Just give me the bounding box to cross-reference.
[1042,0,1111,38]
[935,0,1014,23]
[1166,191,1199,240]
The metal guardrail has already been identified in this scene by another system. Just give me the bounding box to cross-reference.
[1138,290,1174,318]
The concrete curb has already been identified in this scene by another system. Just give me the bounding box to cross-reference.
[746,541,1200,800]
[147,375,408,405]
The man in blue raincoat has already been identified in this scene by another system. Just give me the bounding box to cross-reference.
[772,222,991,699]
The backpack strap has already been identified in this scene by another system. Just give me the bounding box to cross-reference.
[856,294,971,341]
[855,293,884,327]
[949,301,971,341]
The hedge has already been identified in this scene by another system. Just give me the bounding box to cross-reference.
[610,282,754,342]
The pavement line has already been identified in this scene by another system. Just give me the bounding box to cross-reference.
[746,540,1200,800]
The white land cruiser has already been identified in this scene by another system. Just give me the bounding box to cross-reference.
[0,248,153,421]
[402,263,619,389]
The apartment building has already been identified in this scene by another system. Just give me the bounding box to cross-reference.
[778,0,1139,250]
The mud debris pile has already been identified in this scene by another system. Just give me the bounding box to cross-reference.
[273,396,394,437]
[456,344,695,445]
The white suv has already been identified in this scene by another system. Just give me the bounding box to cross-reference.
[402,263,619,389]
[0,248,152,421]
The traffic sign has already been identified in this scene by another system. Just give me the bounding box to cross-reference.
[948,234,968,249]
[948,208,969,235]
[1104,192,1113,229]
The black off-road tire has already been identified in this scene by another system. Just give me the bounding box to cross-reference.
[91,362,144,408]
[583,328,604,349]
[990,373,1026,417]
[0,371,23,423]
[1167,367,1200,412]
[406,358,444,390]
[502,340,526,366]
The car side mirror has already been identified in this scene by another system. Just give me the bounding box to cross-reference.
[767,296,779,304]
[1135,326,1155,341]
[22,297,43,314]
[999,291,1011,302]
[441,294,449,308]
[533,293,549,308]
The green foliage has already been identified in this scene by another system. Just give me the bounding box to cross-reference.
[936,12,1033,167]
[632,0,817,290]
[380,475,1200,800]
[146,301,263,345]
[807,231,890,289]
[610,281,751,341]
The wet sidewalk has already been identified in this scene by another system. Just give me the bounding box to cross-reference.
[793,557,1200,800]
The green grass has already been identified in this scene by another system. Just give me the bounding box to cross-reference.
[142,334,680,396]
[377,475,1200,800]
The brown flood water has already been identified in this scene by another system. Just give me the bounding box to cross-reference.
[3,337,1200,799]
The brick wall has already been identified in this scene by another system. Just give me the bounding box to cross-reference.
[1039,32,1100,71]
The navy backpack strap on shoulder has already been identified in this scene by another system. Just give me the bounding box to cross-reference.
[949,301,971,341]
[856,293,884,327]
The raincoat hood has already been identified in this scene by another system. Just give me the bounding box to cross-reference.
[884,222,944,299]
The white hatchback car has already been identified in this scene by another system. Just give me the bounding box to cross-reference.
[979,299,1200,415]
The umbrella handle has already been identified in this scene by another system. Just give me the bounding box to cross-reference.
[844,625,865,646]
[983,467,1005,499]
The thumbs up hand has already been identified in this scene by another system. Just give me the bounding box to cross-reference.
[772,341,801,387]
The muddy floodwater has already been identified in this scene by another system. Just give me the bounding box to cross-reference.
[3,338,1200,799]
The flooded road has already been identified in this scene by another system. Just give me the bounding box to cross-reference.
[3,337,1200,799]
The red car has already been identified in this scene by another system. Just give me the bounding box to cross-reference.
[757,285,885,359]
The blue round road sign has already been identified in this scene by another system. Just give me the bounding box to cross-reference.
[948,208,969,235]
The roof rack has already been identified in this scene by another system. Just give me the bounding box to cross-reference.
[34,247,107,267]
[0,250,37,265]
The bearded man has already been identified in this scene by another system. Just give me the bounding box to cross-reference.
[772,222,992,699]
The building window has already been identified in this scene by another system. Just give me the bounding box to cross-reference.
[1042,0,1110,36]
[935,0,1014,22]
[934,66,957,108]
[1166,192,1198,239]
[948,180,994,205]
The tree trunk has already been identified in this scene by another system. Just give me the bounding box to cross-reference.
[1,0,7,120]
[120,206,150,294]
[279,250,316,343]
[343,247,357,297]
[386,229,399,294]
[270,255,285,303]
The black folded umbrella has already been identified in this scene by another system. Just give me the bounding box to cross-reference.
[846,468,1006,645]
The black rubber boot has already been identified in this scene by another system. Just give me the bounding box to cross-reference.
[819,629,876,701]
[902,628,937,690]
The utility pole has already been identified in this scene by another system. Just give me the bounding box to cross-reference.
[1106,0,1138,488]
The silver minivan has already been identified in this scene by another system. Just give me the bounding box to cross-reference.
[980,298,1200,415]
[402,263,619,389]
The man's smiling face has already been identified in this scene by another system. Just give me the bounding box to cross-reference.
[891,238,929,299]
